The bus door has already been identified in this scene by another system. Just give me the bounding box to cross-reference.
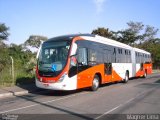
[104,49,112,83]
[76,47,91,88]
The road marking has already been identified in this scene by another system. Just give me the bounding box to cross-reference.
[95,86,158,120]
[95,104,123,120]
[0,92,87,114]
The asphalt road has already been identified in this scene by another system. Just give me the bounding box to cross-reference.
[0,73,160,120]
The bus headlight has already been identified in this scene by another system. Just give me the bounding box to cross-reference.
[58,73,67,83]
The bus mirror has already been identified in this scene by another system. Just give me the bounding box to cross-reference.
[70,43,77,56]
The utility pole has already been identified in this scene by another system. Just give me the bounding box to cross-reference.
[10,56,14,85]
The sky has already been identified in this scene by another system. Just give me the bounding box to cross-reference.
[0,0,160,44]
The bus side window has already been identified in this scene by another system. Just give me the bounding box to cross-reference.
[88,49,97,66]
[77,48,88,66]
[113,48,116,63]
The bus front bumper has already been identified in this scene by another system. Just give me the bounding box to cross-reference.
[35,78,76,91]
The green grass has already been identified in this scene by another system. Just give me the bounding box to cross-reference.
[0,68,35,88]
[0,66,13,87]
[153,69,160,73]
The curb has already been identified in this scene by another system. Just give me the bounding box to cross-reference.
[0,87,49,99]
[14,91,29,96]
[0,92,13,99]
[0,90,29,99]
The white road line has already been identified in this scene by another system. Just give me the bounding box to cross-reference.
[95,104,122,120]
[95,87,158,120]
[125,98,135,104]
[0,92,87,114]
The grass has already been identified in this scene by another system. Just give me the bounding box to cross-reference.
[0,66,13,87]
[0,68,35,88]
[152,69,160,73]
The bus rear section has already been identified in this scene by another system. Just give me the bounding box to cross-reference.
[133,48,152,78]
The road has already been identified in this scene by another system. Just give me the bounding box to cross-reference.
[0,73,160,120]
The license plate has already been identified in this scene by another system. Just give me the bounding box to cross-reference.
[43,83,49,87]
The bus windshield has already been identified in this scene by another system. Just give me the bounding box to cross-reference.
[38,41,71,74]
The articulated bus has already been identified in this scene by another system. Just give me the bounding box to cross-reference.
[35,34,152,91]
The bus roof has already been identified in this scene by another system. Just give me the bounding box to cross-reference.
[46,34,150,54]
[133,47,150,55]
[46,34,95,42]
[81,34,132,50]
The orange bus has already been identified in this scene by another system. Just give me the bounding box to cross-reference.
[35,34,152,91]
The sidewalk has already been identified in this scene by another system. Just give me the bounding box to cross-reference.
[0,84,44,99]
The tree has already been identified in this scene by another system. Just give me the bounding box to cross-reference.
[0,23,10,72]
[113,22,145,45]
[138,40,160,69]
[142,25,159,43]
[8,43,35,70]
[0,23,9,41]
[24,35,48,49]
[113,30,138,45]
[127,21,144,34]
[113,21,159,46]
[92,27,114,39]
[0,23,9,48]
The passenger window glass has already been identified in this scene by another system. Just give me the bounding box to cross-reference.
[88,49,97,62]
[77,48,88,65]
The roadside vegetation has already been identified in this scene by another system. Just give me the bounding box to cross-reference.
[0,21,160,87]
[0,23,47,87]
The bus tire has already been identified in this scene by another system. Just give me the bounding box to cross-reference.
[123,71,129,83]
[91,75,100,91]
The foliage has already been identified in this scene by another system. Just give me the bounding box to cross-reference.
[92,27,114,39]
[138,40,160,69]
[142,25,159,42]
[113,21,159,45]
[0,23,9,41]
[0,23,37,87]
[24,35,48,48]
[0,43,36,87]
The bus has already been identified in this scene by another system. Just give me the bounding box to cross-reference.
[35,34,152,91]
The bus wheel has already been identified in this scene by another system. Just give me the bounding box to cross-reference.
[143,70,147,78]
[91,75,99,91]
[123,71,129,83]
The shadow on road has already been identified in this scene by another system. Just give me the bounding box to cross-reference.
[15,76,87,97]
[155,79,160,83]
[15,73,160,97]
